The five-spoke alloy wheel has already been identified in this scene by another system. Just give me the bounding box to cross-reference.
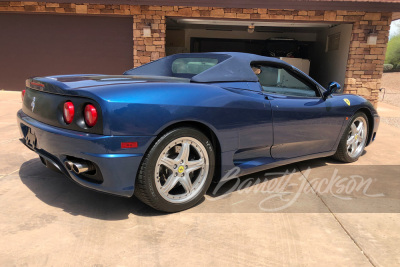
[333,112,369,163]
[155,137,209,203]
[135,127,215,212]
[346,116,367,158]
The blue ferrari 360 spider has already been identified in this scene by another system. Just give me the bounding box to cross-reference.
[17,52,379,212]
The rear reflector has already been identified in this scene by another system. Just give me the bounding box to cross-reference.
[21,89,26,101]
[84,104,98,127]
[121,142,138,149]
[63,101,75,124]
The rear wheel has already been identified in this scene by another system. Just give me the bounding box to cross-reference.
[333,112,368,163]
[134,127,215,212]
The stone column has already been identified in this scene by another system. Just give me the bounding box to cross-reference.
[344,12,392,107]
[132,5,166,68]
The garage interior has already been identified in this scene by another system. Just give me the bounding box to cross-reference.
[166,18,353,89]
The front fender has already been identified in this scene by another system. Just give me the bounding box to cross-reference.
[331,94,379,147]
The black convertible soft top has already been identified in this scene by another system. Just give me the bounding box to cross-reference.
[123,52,292,83]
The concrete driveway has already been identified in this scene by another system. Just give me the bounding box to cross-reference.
[1,91,399,266]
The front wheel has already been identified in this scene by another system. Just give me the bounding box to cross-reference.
[333,112,369,163]
[134,127,215,212]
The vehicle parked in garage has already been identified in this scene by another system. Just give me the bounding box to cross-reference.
[17,52,379,212]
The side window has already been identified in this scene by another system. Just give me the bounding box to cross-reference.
[252,65,318,97]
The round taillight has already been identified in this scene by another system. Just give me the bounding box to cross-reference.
[21,89,26,101]
[84,104,98,127]
[63,101,75,124]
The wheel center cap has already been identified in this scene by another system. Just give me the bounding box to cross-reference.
[178,166,185,173]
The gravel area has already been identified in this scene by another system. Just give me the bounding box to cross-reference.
[379,73,400,108]
[381,117,400,128]
[377,73,400,128]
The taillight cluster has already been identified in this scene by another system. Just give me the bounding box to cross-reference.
[63,101,75,124]
[84,104,98,127]
[21,90,26,101]
[62,101,98,127]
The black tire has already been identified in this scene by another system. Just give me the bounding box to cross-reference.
[134,127,215,212]
[333,112,369,163]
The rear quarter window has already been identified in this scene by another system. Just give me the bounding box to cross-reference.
[172,58,218,75]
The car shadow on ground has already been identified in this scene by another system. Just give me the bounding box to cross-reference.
[19,158,167,220]
[19,155,361,219]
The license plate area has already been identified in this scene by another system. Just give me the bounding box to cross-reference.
[23,126,37,150]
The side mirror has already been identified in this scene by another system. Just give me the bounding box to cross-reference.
[323,81,341,99]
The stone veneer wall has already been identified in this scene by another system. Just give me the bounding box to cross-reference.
[0,2,392,106]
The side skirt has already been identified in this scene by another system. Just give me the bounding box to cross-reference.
[219,150,336,182]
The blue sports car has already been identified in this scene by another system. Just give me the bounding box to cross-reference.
[17,52,379,212]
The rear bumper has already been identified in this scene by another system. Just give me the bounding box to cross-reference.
[17,109,155,197]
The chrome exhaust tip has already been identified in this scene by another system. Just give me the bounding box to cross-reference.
[64,161,73,171]
[72,162,95,174]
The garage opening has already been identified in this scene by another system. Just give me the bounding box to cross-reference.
[0,13,133,91]
[166,18,353,89]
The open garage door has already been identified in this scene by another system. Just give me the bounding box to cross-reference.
[0,13,133,91]
[166,18,352,89]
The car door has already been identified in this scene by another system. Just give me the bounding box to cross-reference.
[253,63,344,160]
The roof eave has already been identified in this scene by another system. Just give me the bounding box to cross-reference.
[30,0,400,13]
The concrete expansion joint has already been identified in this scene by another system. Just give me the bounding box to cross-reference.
[295,163,377,267]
